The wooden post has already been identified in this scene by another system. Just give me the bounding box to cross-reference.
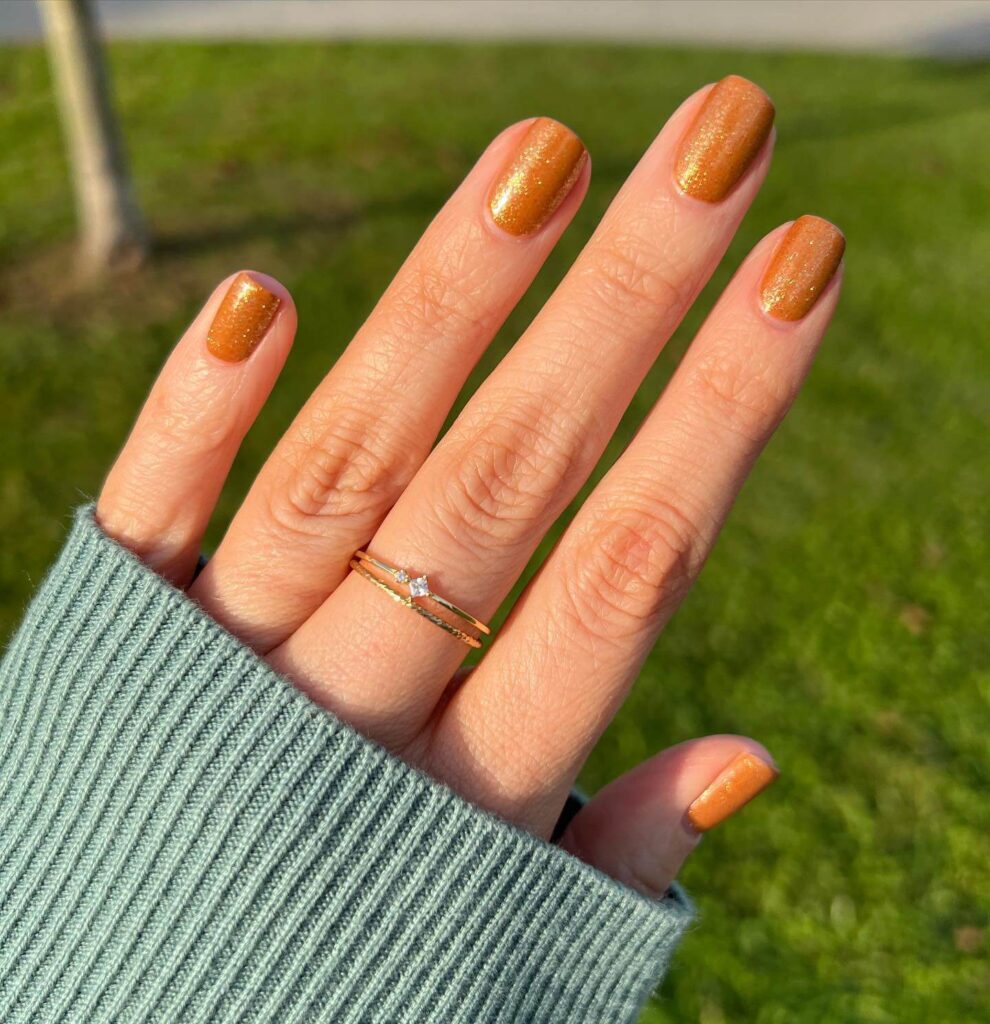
[40,0,148,275]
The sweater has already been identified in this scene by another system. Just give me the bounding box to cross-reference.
[0,506,693,1022]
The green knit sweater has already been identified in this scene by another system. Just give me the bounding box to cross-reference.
[0,507,692,1022]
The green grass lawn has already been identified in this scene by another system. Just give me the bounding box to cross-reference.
[1,41,988,1022]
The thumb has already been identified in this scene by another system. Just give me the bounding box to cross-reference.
[558,735,778,898]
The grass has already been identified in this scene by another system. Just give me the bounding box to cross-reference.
[1,40,988,1022]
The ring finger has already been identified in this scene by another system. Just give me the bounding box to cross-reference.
[190,117,590,651]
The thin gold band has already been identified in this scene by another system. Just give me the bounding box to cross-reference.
[349,560,482,649]
[353,550,491,636]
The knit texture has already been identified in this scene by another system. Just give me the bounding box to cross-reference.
[0,507,693,1023]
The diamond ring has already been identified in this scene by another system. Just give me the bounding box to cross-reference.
[353,549,491,640]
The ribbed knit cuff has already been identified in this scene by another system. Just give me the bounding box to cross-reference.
[0,507,693,1023]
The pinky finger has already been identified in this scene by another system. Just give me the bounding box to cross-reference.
[97,271,296,585]
[559,735,777,897]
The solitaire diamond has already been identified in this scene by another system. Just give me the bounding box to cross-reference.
[395,569,410,584]
[409,575,430,598]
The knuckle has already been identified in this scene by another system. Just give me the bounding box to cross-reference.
[96,502,172,565]
[582,233,684,325]
[150,372,235,462]
[434,400,582,552]
[686,349,791,444]
[559,500,705,643]
[95,492,198,579]
[427,702,562,828]
[269,408,416,538]
[389,226,496,341]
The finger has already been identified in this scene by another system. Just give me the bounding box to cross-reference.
[275,77,775,745]
[442,217,843,829]
[190,118,590,651]
[97,271,296,585]
[559,736,778,897]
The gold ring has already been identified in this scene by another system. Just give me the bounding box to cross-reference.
[349,560,483,649]
[353,549,491,639]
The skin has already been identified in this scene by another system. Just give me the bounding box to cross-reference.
[96,80,844,898]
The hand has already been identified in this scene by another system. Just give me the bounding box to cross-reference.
[96,77,843,898]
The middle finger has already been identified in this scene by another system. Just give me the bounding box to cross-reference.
[274,77,775,746]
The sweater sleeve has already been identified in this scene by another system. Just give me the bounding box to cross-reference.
[0,506,693,1023]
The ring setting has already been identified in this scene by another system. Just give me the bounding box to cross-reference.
[395,569,431,598]
[352,549,491,647]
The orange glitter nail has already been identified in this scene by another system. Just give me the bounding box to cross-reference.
[675,75,775,203]
[687,752,779,833]
[488,118,587,236]
[760,216,846,321]
[206,272,281,362]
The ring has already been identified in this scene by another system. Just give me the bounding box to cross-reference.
[354,550,491,635]
[353,549,491,637]
[349,560,483,649]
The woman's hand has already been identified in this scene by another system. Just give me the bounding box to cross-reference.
[96,77,843,898]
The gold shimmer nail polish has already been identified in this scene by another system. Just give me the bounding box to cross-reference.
[687,752,779,833]
[675,75,775,202]
[760,215,845,321]
[488,118,588,236]
[206,272,281,362]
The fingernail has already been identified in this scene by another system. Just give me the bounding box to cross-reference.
[687,751,779,833]
[206,272,281,362]
[488,117,588,236]
[760,215,845,321]
[675,75,775,202]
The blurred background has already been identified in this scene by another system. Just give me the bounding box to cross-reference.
[1,1,988,1020]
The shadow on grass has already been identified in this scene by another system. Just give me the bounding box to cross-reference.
[150,178,461,261]
[152,206,360,260]
[1,182,456,325]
